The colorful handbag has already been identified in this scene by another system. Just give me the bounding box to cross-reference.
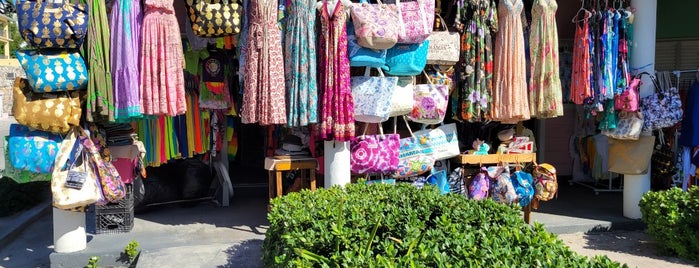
[602,111,643,140]
[185,0,243,37]
[426,169,449,194]
[392,116,435,178]
[350,0,401,50]
[641,72,683,132]
[3,136,51,184]
[17,0,89,48]
[15,49,89,92]
[389,76,414,116]
[382,40,429,76]
[469,167,490,200]
[532,163,558,202]
[413,123,460,161]
[347,22,387,68]
[511,170,535,207]
[426,15,460,65]
[51,127,102,210]
[614,73,642,112]
[79,129,126,204]
[350,123,400,174]
[12,78,82,134]
[383,0,433,44]
[351,67,398,123]
[407,71,449,124]
[8,124,63,174]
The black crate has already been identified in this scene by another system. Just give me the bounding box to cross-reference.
[94,184,134,234]
[96,184,133,211]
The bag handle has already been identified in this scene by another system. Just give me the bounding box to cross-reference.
[361,122,386,140]
[364,67,386,77]
[435,14,449,32]
[398,115,415,139]
[52,126,78,174]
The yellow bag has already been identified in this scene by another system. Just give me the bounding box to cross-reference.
[13,78,82,134]
[608,135,655,175]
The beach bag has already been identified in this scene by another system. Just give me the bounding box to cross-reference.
[511,170,535,207]
[15,49,89,92]
[641,72,683,131]
[51,127,102,210]
[608,135,655,175]
[79,129,126,204]
[347,22,387,68]
[532,163,558,201]
[350,123,400,174]
[389,76,415,116]
[407,71,449,124]
[350,0,400,50]
[487,166,516,204]
[602,111,643,140]
[12,78,82,134]
[614,73,641,112]
[351,68,398,123]
[413,123,460,161]
[185,0,243,37]
[468,167,490,200]
[383,0,434,44]
[17,0,89,48]
[448,167,466,196]
[426,15,460,65]
[2,136,51,184]
[426,169,449,194]
[392,116,435,178]
[8,124,63,174]
[382,40,429,76]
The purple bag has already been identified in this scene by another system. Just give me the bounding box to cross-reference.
[487,166,516,205]
[350,123,400,174]
[79,129,126,204]
[468,167,490,200]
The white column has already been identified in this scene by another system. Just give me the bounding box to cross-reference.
[323,141,351,188]
[626,0,657,219]
[52,208,87,253]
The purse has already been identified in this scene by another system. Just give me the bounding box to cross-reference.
[15,49,89,92]
[79,128,126,204]
[426,15,460,66]
[382,40,429,76]
[641,72,683,132]
[347,22,387,68]
[17,0,89,48]
[8,124,63,174]
[389,76,415,116]
[351,67,398,123]
[601,111,643,140]
[487,166,516,205]
[12,78,81,134]
[384,0,434,44]
[350,123,400,174]
[392,116,435,178]
[413,123,460,161]
[614,72,642,112]
[3,136,51,184]
[608,135,655,175]
[185,0,243,37]
[407,71,449,124]
[51,127,102,210]
[350,0,401,50]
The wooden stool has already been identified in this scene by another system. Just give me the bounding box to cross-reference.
[264,157,318,203]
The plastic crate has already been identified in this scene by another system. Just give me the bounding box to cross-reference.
[96,184,133,211]
[95,184,134,234]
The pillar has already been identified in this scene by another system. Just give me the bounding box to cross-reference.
[52,208,87,253]
[323,141,351,188]
[626,0,657,219]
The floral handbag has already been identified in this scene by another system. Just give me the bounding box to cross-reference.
[407,71,449,124]
[392,116,435,178]
[351,67,398,123]
[350,0,401,50]
[12,78,82,134]
[78,128,126,204]
[15,49,89,92]
[383,0,434,44]
[468,167,490,200]
[641,72,683,132]
[382,40,429,76]
[487,166,516,205]
[350,123,400,174]
[602,111,643,140]
[185,0,243,37]
[348,22,387,68]
[389,76,414,117]
[426,15,460,66]
[17,0,89,48]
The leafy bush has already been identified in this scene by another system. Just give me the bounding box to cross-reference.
[264,183,626,267]
[639,186,699,263]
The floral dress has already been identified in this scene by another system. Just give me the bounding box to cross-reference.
[284,0,318,127]
[528,0,563,118]
[570,15,591,105]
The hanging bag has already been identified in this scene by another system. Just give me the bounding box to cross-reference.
[350,0,401,50]
[15,49,89,92]
[78,128,126,204]
[351,67,398,123]
[614,72,642,112]
[389,76,415,116]
[17,0,89,49]
[641,72,683,131]
[412,123,460,161]
[407,71,449,124]
[347,22,387,68]
[382,40,429,76]
[51,127,102,210]
[426,15,460,65]
[383,0,434,44]
[184,0,243,37]
[3,136,51,184]
[392,116,435,178]
[350,123,400,174]
[12,78,82,134]
[511,165,535,207]
[487,165,517,205]
[8,124,63,174]
[608,135,655,175]
[601,111,644,140]
[468,167,490,200]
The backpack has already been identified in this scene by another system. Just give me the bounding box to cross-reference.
[532,163,558,202]
[448,167,467,196]
[487,166,516,205]
[468,167,490,200]
[511,171,535,207]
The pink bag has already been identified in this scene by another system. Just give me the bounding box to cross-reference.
[389,0,434,44]
[469,167,490,200]
[408,71,449,124]
[614,73,642,112]
[350,123,400,174]
[350,0,401,50]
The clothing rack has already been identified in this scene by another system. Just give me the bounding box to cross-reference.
[570,172,623,195]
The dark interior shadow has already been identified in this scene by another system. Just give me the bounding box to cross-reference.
[581,231,697,266]
[218,239,265,268]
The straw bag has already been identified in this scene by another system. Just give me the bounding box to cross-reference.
[12,78,82,134]
[185,0,243,37]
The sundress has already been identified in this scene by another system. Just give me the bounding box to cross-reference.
[84,0,114,122]
[491,0,529,124]
[284,0,318,127]
[109,0,142,122]
[528,0,563,118]
[570,17,591,105]
[241,0,287,125]
[318,1,354,142]
[140,0,186,116]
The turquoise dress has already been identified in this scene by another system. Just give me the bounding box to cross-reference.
[284,0,318,126]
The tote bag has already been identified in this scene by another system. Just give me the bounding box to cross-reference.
[12,78,82,134]
[347,22,387,68]
[608,135,655,175]
[79,129,126,204]
[426,15,460,65]
[641,72,683,131]
[185,0,243,37]
[389,76,414,116]
[350,123,400,174]
[17,0,88,48]
[350,0,400,50]
[16,49,89,92]
[8,124,63,174]
[351,68,398,123]
[51,127,102,210]
[413,123,460,161]
[383,0,434,44]
[602,111,643,140]
[382,40,429,76]
[407,71,449,124]
[392,116,435,178]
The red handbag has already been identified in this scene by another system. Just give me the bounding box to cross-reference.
[614,75,641,112]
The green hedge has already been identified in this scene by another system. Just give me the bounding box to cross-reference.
[264,183,626,267]
[639,186,699,263]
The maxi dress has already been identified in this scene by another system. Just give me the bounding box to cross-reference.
[140,0,186,116]
[284,0,318,127]
[491,0,529,124]
[242,0,287,125]
[110,0,142,122]
[528,0,563,118]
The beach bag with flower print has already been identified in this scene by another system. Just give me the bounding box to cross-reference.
[407,71,449,124]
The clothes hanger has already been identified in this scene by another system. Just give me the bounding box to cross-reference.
[571,0,592,23]
[316,0,352,16]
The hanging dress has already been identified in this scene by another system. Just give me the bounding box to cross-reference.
[528,0,562,118]
[140,0,186,116]
[491,0,529,123]
[284,0,318,127]
[318,1,354,142]
[241,0,287,125]
[110,0,142,122]
[570,16,591,105]
[84,0,114,122]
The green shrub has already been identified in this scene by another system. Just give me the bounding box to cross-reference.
[264,183,626,267]
[639,186,699,263]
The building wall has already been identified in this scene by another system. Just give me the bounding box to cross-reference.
[0,61,24,116]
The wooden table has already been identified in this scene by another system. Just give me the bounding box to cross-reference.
[264,157,318,202]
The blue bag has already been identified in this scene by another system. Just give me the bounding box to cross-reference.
[347,22,387,68]
[17,0,89,48]
[8,124,64,174]
[511,171,535,207]
[382,40,429,76]
[427,169,450,194]
[16,49,89,92]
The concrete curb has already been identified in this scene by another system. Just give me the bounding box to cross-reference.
[0,201,51,252]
